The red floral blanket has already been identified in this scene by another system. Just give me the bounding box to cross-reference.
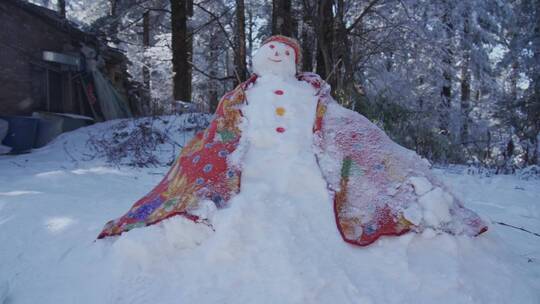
[98,73,487,246]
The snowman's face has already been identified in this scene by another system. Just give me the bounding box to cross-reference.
[252,41,296,78]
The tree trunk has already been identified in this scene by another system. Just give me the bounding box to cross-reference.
[300,18,313,72]
[235,0,248,82]
[460,11,471,145]
[272,0,293,36]
[334,0,356,108]
[439,8,453,137]
[142,10,151,99]
[315,0,334,86]
[171,0,192,102]
[299,0,315,72]
[107,0,121,43]
[531,0,540,164]
[460,66,470,143]
[208,30,219,113]
[246,1,255,68]
[109,0,117,16]
[485,130,491,164]
[58,0,66,18]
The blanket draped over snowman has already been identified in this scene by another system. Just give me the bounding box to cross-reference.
[98,71,487,245]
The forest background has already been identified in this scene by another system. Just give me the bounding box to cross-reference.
[30,0,540,171]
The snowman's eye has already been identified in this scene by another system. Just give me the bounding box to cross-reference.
[285,50,290,56]
[269,44,275,49]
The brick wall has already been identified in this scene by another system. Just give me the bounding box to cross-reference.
[0,1,72,116]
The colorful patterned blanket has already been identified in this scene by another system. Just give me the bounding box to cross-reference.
[98,73,487,246]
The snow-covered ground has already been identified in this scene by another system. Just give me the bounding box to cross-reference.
[0,116,539,304]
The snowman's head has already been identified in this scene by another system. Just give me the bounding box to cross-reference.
[252,35,300,78]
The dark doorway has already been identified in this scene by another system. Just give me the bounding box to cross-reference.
[47,69,63,113]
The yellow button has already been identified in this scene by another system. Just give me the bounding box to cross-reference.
[275,107,286,116]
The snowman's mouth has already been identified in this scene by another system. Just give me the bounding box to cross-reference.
[268,58,282,62]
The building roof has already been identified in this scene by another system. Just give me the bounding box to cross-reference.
[5,0,97,44]
[5,0,129,65]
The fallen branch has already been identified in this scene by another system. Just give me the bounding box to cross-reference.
[190,61,235,81]
[325,58,343,83]
[495,221,540,237]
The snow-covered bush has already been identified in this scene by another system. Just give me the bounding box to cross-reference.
[517,165,540,180]
[86,114,210,167]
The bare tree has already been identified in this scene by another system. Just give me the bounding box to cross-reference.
[460,9,471,146]
[235,0,248,82]
[171,0,193,102]
[272,0,293,36]
[315,0,334,83]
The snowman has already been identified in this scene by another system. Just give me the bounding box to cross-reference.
[98,35,487,247]
[240,37,327,196]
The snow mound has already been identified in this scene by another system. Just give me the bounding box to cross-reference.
[92,210,538,304]
[0,115,538,303]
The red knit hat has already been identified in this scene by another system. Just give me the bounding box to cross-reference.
[262,35,301,64]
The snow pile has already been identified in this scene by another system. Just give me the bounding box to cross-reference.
[0,116,539,303]
[406,177,454,227]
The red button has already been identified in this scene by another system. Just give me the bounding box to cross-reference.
[276,127,286,133]
[274,90,284,95]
